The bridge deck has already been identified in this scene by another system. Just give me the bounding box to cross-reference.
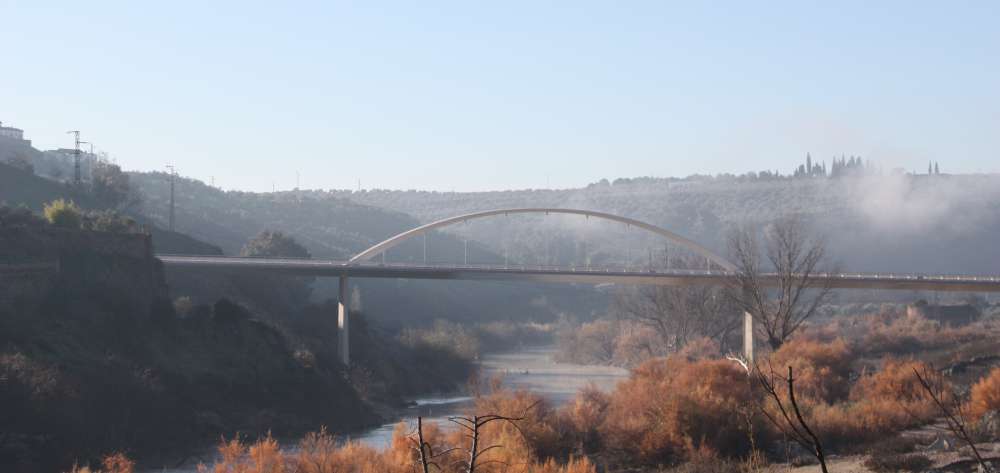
[157,255,1000,292]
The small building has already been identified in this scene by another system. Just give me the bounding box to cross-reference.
[907,300,981,327]
[0,121,31,146]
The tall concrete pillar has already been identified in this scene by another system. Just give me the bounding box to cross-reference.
[743,311,754,362]
[338,276,350,366]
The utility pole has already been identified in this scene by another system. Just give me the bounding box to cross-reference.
[166,165,176,231]
[67,130,82,185]
[86,143,96,181]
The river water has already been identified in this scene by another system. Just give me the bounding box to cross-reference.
[152,346,627,472]
[354,346,628,448]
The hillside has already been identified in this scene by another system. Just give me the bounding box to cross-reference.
[338,174,1000,275]
[126,171,599,325]
[0,218,373,472]
[0,143,595,326]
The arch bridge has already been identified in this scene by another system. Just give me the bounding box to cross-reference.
[156,208,1000,365]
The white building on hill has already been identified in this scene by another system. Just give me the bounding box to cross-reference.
[0,121,31,146]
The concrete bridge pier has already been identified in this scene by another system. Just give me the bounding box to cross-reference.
[743,311,754,362]
[338,276,350,366]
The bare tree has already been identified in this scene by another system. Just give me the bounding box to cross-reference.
[728,217,833,349]
[615,257,741,352]
[911,366,994,473]
[448,409,533,473]
[755,363,830,473]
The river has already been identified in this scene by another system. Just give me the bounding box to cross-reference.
[355,346,628,447]
[151,346,627,472]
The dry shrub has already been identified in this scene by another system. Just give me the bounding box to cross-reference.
[851,360,941,422]
[808,360,942,449]
[525,457,596,473]
[675,337,721,361]
[466,388,568,468]
[969,367,1000,419]
[860,309,938,355]
[857,308,992,357]
[611,323,667,367]
[767,337,854,403]
[599,356,767,464]
[0,352,63,400]
[557,319,620,365]
[558,384,610,452]
[862,453,933,472]
[659,456,745,473]
[229,390,587,473]
[200,430,411,473]
[66,453,135,473]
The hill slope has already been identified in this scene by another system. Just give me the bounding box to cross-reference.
[339,174,1000,275]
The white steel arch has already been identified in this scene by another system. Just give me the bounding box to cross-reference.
[348,208,737,271]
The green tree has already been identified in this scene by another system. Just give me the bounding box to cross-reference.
[91,161,139,210]
[43,199,82,229]
[240,230,311,258]
[238,231,314,307]
[82,209,140,233]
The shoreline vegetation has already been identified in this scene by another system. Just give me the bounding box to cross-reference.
[74,323,1000,473]
[0,203,558,472]
[2,189,1000,472]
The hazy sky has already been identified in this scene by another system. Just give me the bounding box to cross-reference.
[2,1,998,192]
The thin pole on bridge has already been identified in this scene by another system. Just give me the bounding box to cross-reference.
[464,239,468,265]
[505,213,509,268]
[423,233,427,264]
[338,276,350,365]
[625,223,631,271]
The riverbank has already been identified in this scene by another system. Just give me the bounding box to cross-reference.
[146,345,628,472]
[356,346,627,449]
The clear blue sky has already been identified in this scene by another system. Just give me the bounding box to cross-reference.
[2,1,998,192]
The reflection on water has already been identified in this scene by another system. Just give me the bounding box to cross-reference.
[150,346,627,471]
[354,346,627,449]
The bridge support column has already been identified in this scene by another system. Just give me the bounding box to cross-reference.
[743,311,754,362]
[338,276,350,366]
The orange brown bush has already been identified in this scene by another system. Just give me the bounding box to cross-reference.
[197,409,594,473]
[766,337,854,403]
[597,355,768,464]
[66,453,135,473]
[808,359,943,448]
[969,367,1000,419]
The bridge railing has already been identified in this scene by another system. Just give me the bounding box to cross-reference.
[156,255,1000,282]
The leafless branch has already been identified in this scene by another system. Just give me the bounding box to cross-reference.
[754,361,829,473]
[912,366,993,473]
[727,217,834,349]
